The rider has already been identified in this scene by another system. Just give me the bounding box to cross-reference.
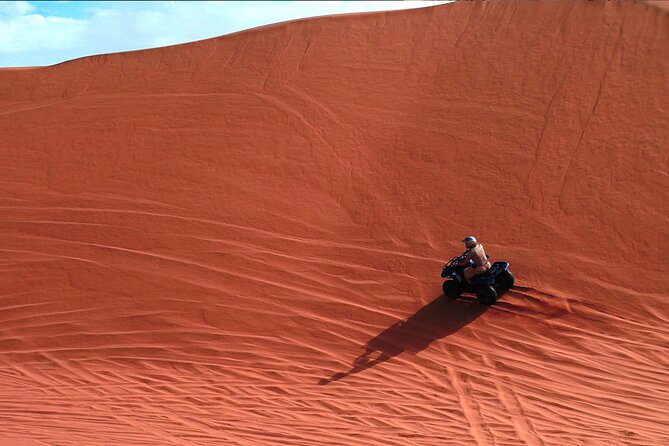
[457,236,491,283]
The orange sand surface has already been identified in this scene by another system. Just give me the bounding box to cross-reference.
[0,1,668,445]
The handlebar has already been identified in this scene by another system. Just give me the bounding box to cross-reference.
[443,256,462,268]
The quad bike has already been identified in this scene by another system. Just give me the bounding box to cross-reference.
[440,255,515,305]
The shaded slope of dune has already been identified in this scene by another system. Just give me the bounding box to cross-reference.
[0,2,668,445]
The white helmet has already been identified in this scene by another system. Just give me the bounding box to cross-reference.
[462,236,477,249]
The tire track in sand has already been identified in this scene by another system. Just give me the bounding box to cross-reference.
[483,355,544,446]
[447,366,495,446]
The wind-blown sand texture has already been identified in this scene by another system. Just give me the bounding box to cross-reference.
[1,1,668,445]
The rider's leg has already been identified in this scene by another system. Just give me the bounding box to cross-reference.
[465,265,488,283]
[464,266,474,283]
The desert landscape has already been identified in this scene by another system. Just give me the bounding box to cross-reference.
[0,1,668,445]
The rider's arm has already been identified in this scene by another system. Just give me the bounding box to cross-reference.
[456,251,474,266]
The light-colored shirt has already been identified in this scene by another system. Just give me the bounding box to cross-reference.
[457,244,488,267]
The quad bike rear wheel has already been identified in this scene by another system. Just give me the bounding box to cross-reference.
[476,285,498,306]
[497,270,515,290]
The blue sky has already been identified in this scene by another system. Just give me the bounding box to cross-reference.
[0,1,449,67]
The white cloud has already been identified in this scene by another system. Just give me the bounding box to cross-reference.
[0,12,85,53]
[0,1,35,17]
[0,1,450,67]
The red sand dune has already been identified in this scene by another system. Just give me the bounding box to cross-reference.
[1,1,668,445]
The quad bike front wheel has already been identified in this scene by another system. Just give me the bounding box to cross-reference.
[442,280,460,299]
[476,285,498,306]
